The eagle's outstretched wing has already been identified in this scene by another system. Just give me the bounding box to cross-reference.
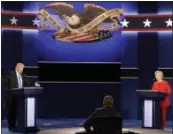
[84,4,121,24]
[43,2,75,19]
[84,4,112,22]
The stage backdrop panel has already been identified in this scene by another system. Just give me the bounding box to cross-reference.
[37,83,121,118]
[38,62,121,118]
[1,1,173,120]
[38,62,121,82]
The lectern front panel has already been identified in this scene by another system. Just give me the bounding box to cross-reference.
[26,97,35,127]
[143,100,153,127]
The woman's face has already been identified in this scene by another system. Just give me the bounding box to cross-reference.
[155,72,163,81]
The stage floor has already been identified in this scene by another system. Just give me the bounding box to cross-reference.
[38,127,172,134]
[1,119,172,134]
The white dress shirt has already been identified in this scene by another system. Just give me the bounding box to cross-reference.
[16,71,23,88]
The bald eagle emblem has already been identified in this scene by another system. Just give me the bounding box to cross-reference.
[38,3,123,42]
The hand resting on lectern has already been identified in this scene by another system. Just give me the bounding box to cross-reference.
[35,82,41,87]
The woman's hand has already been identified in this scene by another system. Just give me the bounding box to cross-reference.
[153,90,158,92]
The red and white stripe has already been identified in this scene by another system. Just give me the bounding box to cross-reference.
[54,32,99,42]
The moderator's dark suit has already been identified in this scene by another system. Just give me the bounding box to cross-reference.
[83,107,120,132]
[3,71,34,130]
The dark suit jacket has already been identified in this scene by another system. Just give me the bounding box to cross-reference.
[83,107,120,132]
[3,71,34,99]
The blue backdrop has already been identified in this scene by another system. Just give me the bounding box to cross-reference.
[21,1,138,62]
[1,1,173,120]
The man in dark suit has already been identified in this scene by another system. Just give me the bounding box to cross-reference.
[3,63,40,132]
[83,95,120,133]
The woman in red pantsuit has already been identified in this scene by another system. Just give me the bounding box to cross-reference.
[152,70,172,129]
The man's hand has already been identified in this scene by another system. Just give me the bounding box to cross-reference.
[35,82,41,87]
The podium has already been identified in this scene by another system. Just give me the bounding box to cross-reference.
[11,87,43,133]
[137,90,166,129]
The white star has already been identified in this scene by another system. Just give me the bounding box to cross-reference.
[143,18,152,27]
[120,19,129,27]
[10,16,18,25]
[32,18,40,27]
[165,18,173,27]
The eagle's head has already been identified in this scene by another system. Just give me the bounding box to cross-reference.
[63,14,81,26]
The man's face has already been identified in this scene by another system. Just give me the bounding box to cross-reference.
[16,64,24,74]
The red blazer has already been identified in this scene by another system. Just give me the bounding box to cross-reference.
[152,80,172,107]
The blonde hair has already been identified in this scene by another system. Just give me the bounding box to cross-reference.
[155,70,164,78]
[16,63,24,66]
[103,95,113,107]
[16,63,24,69]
